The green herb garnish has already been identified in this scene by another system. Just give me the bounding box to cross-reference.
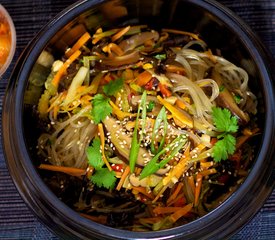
[211,107,238,162]
[154,54,166,60]
[86,137,116,189]
[150,106,168,154]
[129,91,147,172]
[234,94,242,104]
[147,100,155,112]
[91,94,112,124]
[103,77,124,96]
[140,135,187,179]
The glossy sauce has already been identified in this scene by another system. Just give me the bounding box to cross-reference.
[0,12,11,69]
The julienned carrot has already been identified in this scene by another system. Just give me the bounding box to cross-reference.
[102,43,124,56]
[135,71,152,86]
[153,206,183,215]
[110,100,137,120]
[166,182,183,205]
[187,176,195,195]
[38,164,86,177]
[169,203,193,223]
[157,95,193,128]
[194,174,203,207]
[199,168,217,176]
[167,195,186,207]
[132,186,155,199]
[65,32,91,57]
[111,25,130,42]
[52,50,81,88]
[80,213,107,224]
[159,83,172,97]
[165,64,186,75]
[116,165,130,191]
[98,123,112,171]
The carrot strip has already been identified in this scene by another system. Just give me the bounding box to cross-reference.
[194,174,203,207]
[175,99,186,110]
[165,64,185,75]
[132,186,155,199]
[153,207,183,215]
[166,182,183,205]
[111,25,130,42]
[167,195,186,207]
[159,83,172,97]
[65,32,91,57]
[135,71,152,86]
[98,123,112,171]
[116,165,130,191]
[157,95,193,128]
[199,168,217,176]
[80,213,107,224]
[52,50,81,88]
[110,100,137,120]
[38,164,86,177]
[102,43,124,56]
[169,203,193,223]
[187,176,195,194]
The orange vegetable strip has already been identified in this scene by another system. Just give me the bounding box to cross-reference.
[111,25,130,42]
[165,64,185,75]
[52,50,81,88]
[38,164,86,177]
[116,165,130,191]
[80,213,107,224]
[167,195,186,207]
[159,83,172,97]
[132,186,155,199]
[153,207,183,215]
[152,185,168,203]
[162,28,200,40]
[65,32,91,57]
[169,203,193,223]
[157,95,193,128]
[98,123,112,171]
[103,43,124,56]
[135,71,152,86]
[187,176,195,194]
[236,128,260,149]
[194,174,203,207]
[110,100,137,119]
[199,168,217,176]
[166,182,183,205]
[175,99,186,110]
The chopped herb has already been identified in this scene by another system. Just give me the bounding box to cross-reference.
[91,94,112,124]
[150,106,167,154]
[211,107,238,162]
[140,135,187,179]
[219,85,225,92]
[154,54,166,60]
[103,77,124,96]
[90,168,116,189]
[147,100,155,112]
[234,94,242,104]
[129,91,147,172]
[86,137,104,170]
[86,137,117,189]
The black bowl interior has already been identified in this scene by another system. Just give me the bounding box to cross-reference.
[3,0,275,239]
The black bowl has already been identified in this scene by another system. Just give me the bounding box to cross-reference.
[2,0,275,239]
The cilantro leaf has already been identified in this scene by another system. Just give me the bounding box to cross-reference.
[212,107,238,133]
[212,134,236,162]
[103,78,124,96]
[91,94,112,124]
[90,168,117,189]
[86,137,104,170]
[154,54,166,60]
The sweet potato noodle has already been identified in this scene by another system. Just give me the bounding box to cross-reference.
[25,25,259,231]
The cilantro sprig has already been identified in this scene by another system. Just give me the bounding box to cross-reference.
[103,77,124,96]
[86,137,116,189]
[211,107,239,162]
[91,94,112,124]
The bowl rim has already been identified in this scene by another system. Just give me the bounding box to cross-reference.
[2,0,275,239]
[0,4,16,77]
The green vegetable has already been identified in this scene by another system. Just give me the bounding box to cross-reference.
[129,91,147,172]
[150,106,168,154]
[147,100,155,112]
[140,135,187,179]
[91,94,112,124]
[103,77,124,96]
[234,94,242,104]
[90,168,116,189]
[86,137,104,170]
[211,107,239,162]
[154,54,167,60]
[86,137,117,189]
